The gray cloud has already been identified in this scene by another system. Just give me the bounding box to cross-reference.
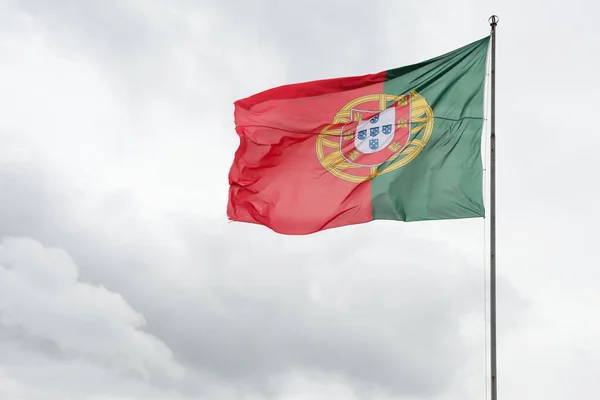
[1,0,598,399]
[0,236,188,399]
[0,163,520,399]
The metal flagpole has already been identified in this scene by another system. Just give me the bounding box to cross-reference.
[489,14,499,400]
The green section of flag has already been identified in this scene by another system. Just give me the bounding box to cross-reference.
[371,36,490,222]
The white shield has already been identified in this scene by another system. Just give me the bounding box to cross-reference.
[354,107,396,154]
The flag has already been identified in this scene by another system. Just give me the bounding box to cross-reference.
[227,36,490,235]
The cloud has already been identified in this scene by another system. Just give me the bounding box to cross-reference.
[160,223,489,395]
[0,237,185,383]
[0,0,288,222]
[2,0,598,399]
[0,162,518,399]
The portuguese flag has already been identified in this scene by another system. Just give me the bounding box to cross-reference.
[228,37,490,234]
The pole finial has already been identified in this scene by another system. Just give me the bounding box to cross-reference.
[489,15,499,27]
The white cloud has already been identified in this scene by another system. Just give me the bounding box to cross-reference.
[0,0,599,399]
[0,0,287,220]
[0,237,185,389]
[0,369,24,400]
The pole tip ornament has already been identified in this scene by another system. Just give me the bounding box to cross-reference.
[489,15,499,27]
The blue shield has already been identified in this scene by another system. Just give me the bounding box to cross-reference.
[370,127,379,137]
[369,139,379,150]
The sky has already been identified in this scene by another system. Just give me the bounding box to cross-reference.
[0,0,597,399]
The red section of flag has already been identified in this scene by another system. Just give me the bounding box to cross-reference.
[227,72,386,234]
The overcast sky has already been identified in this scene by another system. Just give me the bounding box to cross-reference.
[0,0,597,399]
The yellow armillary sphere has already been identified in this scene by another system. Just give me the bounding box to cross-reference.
[316,90,435,183]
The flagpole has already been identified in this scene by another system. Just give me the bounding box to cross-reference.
[489,14,499,400]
